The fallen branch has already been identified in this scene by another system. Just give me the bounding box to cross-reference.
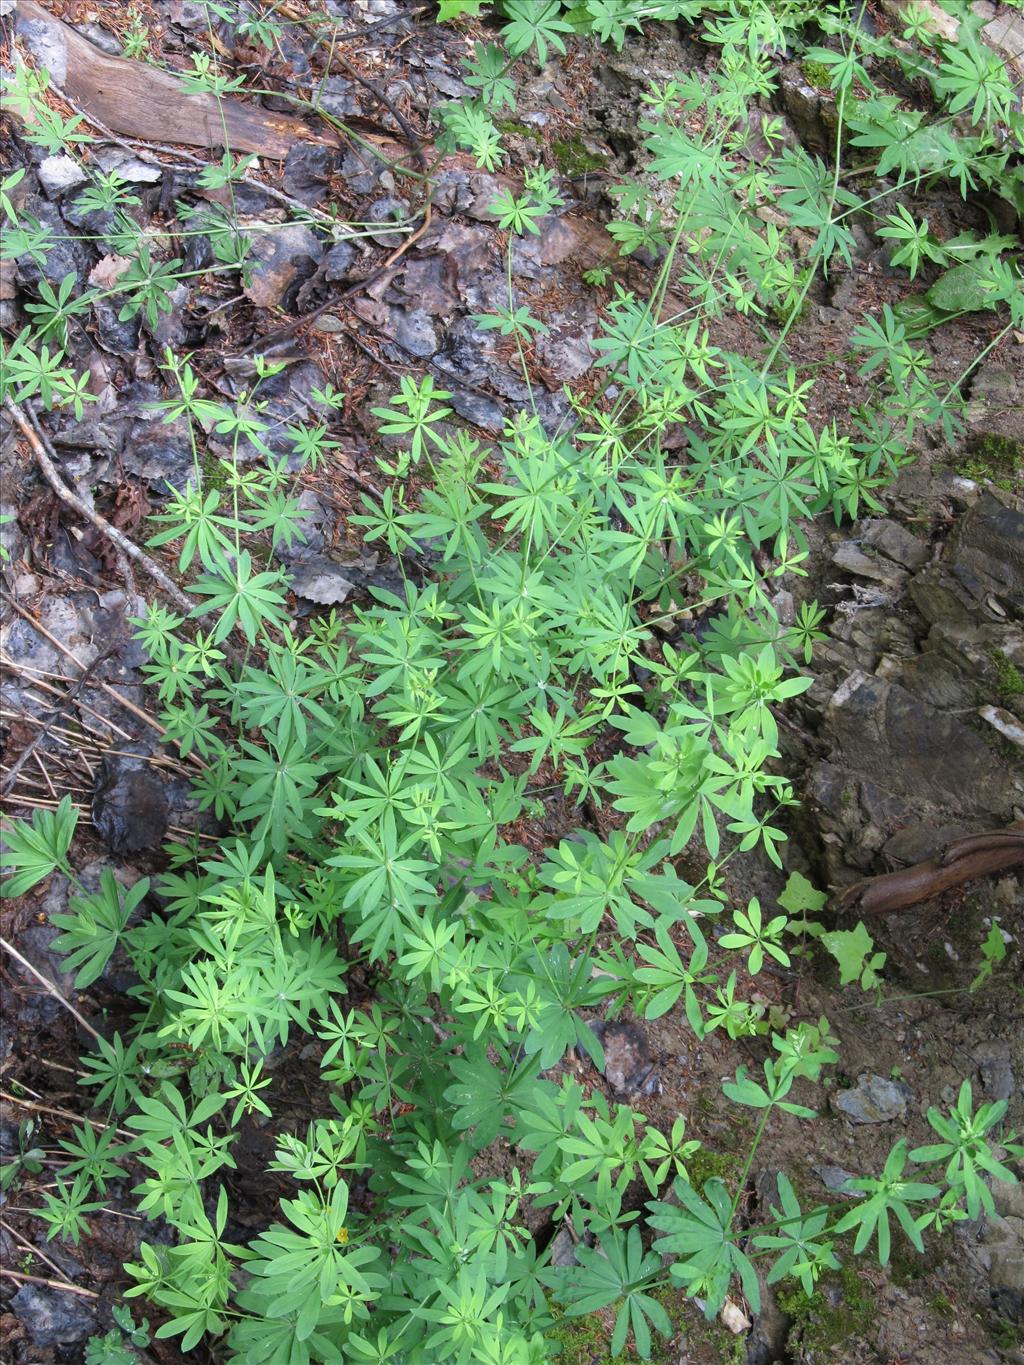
[14,0,324,159]
[835,821,1024,914]
[4,398,195,617]
[0,647,115,799]
[0,937,101,1043]
[0,1267,98,1299]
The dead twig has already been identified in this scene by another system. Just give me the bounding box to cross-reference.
[0,647,116,798]
[0,1091,134,1141]
[0,1267,98,1299]
[835,821,1024,914]
[4,397,195,616]
[0,938,102,1043]
[0,1214,74,1283]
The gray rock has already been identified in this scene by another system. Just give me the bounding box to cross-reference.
[813,1163,861,1198]
[313,74,361,118]
[366,196,410,248]
[12,1284,95,1346]
[449,389,505,432]
[548,1225,579,1268]
[832,541,908,592]
[93,298,140,355]
[390,306,437,358]
[984,1214,1024,1324]
[946,489,1024,618]
[92,749,169,853]
[834,1073,911,1124]
[37,154,87,198]
[282,143,341,206]
[94,148,163,183]
[323,240,357,282]
[288,554,357,606]
[777,63,830,154]
[861,519,930,570]
[823,671,1018,819]
[244,224,323,310]
[973,1039,1017,1102]
[124,418,194,492]
[586,1020,660,1097]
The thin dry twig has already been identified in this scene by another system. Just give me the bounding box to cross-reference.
[0,939,102,1043]
[0,1091,134,1141]
[0,1266,98,1299]
[0,648,115,798]
[0,1214,72,1283]
[4,397,195,615]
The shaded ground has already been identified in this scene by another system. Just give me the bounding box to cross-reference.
[1,2,1022,1362]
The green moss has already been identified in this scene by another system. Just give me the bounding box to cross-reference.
[991,650,1024,703]
[685,1144,743,1194]
[956,432,1024,492]
[987,1315,1023,1350]
[551,137,607,175]
[801,59,834,91]
[495,119,544,144]
[777,1260,875,1356]
[928,1292,955,1320]
[199,449,229,493]
[548,1302,607,1363]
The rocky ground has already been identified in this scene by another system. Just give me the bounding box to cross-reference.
[0,1,1022,1362]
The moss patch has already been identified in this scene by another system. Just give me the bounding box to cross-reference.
[685,1143,743,1194]
[548,1301,607,1363]
[991,650,1024,703]
[801,59,834,91]
[777,1260,875,1357]
[495,118,544,144]
[551,137,607,175]
[957,433,1024,492]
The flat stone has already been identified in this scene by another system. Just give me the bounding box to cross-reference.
[862,519,930,570]
[973,1039,1017,1102]
[12,1284,95,1346]
[835,1073,911,1124]
[585,1019,660,1097]
[243,223,323,309]
[824,671,1018,819]
[92,751,169,854]
[832,541,908,590]
[946,489,1024,617]
[980,704,1024,748]
[813,1164,861,1198]
[37,154,87,197]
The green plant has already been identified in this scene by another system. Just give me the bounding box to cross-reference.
[0,1118,46,1194]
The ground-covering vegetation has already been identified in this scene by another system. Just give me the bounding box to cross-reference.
[1,0,1022,1361]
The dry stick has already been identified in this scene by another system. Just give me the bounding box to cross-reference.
[0,1267,98,1299]
[0,647,115,798]
[0,939,102,1043]
[0,792,218,842]
[0,659,137,743]
[4,398,195,616]
[0,1091,134,1141]
[0,1214,74,1283]
[0,595,203,765]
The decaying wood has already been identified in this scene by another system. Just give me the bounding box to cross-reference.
[836,821,1024,914]
[14,0,326,159]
